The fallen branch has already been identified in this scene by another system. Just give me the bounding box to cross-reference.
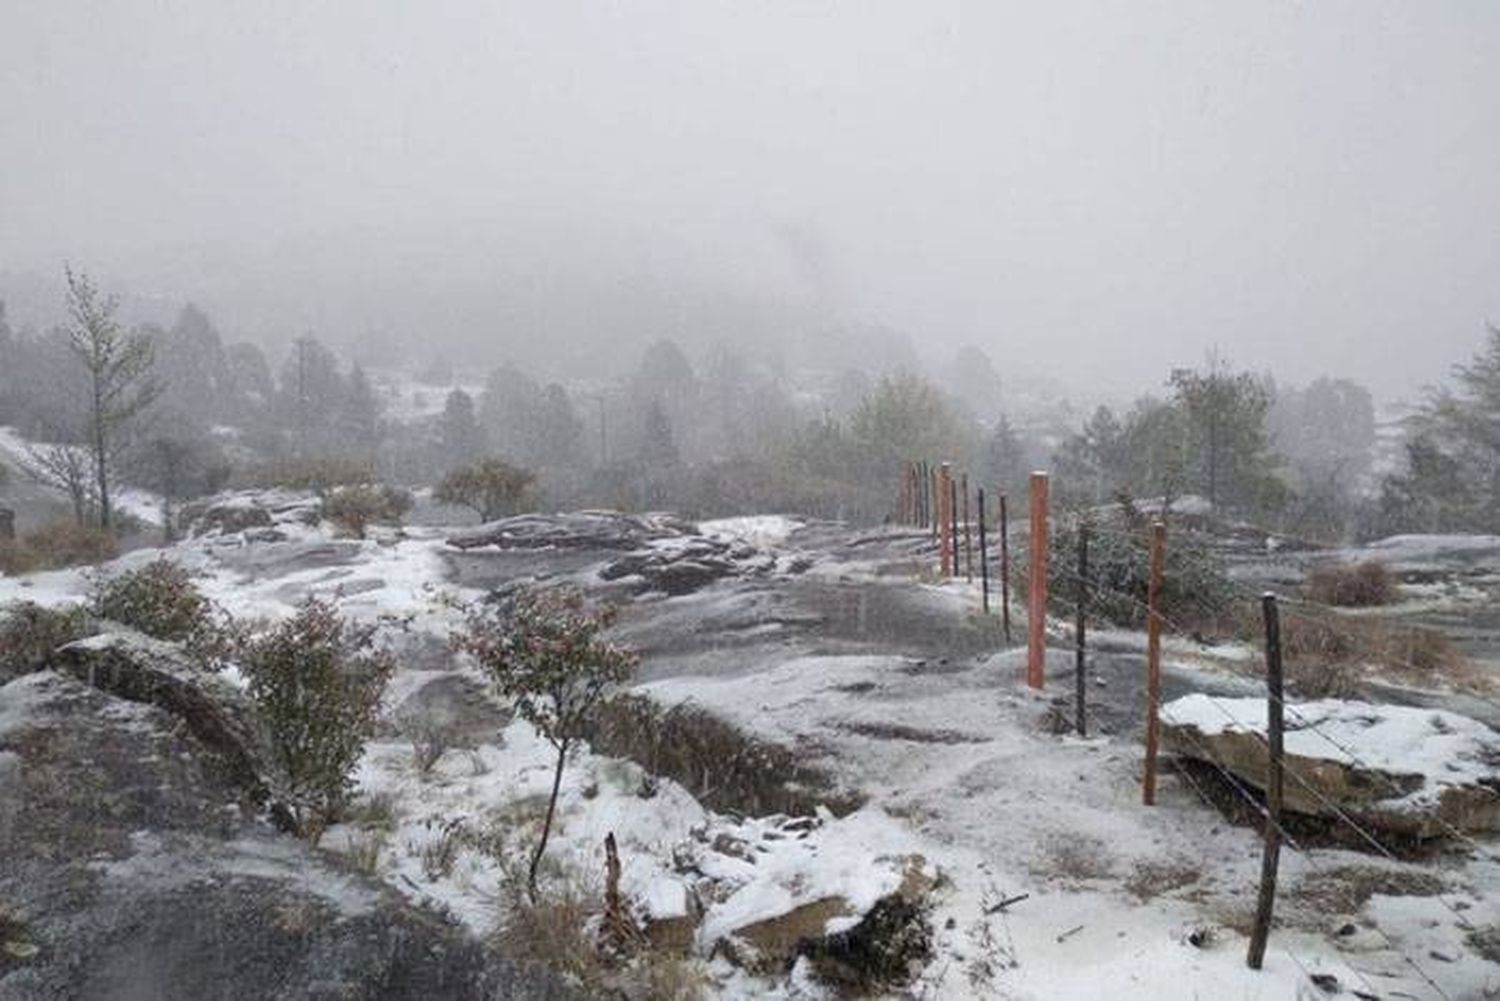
[984,893,1030,915]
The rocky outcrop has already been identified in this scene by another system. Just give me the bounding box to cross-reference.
[179,490,321,539]
[1162,694,1500,840]
[0,658,575,1000]
[49,631,290,830]
[447,511,696,552]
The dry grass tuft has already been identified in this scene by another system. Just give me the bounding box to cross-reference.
[1305,560,1397,607]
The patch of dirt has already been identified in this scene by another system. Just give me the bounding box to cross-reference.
[1123,861,1204,902]
[1289,865,1448,915]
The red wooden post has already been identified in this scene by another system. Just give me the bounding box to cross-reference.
[1142,521,1166,805]
[1027,471,1049,689]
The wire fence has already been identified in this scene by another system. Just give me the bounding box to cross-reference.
[898,465,1489,995]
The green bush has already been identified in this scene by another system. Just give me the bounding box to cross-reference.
[0,601,94,682]
[1020,515,1236,634]
[321,483,413,539]
[93,557,212,642]
[239,597,394,843]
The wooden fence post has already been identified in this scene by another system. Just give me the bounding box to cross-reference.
[949,472,959,580]
[1247,593,1285,969]
[999,492,1012,645]
[931,466,941,542]
[962,473,973,582]
[938,464,952,575]
[1142,521,1166,805]
[1027,472,1049,689]
[1076,519,1089,737]
[978,489,990,614]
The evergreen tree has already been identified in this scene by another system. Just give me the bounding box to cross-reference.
[438,388,486,466]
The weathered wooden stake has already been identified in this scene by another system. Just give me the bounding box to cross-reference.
[948,473,959,580]
[1142,521,1166,806]
[1027,472,1049,689]
[931,466,941,541]
[1247,593,1285,970]
[962,474,973,582]
[978,489,990,614]
[937,464,952,574]
[999,492,1012,645]
[1075,519,1089,737]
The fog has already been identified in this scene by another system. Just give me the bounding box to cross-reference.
[3,1,1497,398]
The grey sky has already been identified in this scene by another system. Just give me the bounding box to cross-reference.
[2,1,1496,401]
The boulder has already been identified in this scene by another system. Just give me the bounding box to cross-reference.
[1162,694,1500,839]
[0,666,577,1001]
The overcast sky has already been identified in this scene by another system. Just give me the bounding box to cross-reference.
[2,2,1496,401]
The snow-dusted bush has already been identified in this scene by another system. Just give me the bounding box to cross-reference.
[321,483,413,538]
[239,597,394,843]
[0,601,94,681]
[92,557,212,643]
[453,585,636,898]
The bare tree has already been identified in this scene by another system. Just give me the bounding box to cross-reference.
[25,439,95,526]
[62,266,160,531]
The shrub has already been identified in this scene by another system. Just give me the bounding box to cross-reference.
[1305,560,1396,607]
[453,585,636,898]
[434,458,535,522]
[1025,515,1236,635]
[92,558,212,642]
[1274,612,1466,696]
[239,597,395,843]
[91,557,235,669]
[1,520,118,573]
[0,601,94,682]
[321,483,413,539]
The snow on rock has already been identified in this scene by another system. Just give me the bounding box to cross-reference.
[1163,694,1500,836]
[698,515,803,550]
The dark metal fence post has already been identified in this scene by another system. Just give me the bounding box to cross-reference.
[1076,520,1089,737]
[1247,593,1285,969]
[978,489,990,614]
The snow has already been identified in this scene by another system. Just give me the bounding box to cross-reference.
[5,504,1500,997]
[699,515,803,549]
[1163,693,1500,811]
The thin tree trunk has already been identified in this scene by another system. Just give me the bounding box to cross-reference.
[93,379,111,531]
[529,738,568,901]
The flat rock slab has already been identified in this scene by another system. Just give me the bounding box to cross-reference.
[1162,694,1500,839]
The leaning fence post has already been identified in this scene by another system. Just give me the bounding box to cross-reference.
[1027,472,1049,689]
[938,463,953,576]
[1075,519,1089,737]
[1142,520,1166,805]
[1247,593,1285,969]
[978,489,990,614]
[999,492,1012,645]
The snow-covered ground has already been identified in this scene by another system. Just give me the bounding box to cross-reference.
[3,497,1499,998]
